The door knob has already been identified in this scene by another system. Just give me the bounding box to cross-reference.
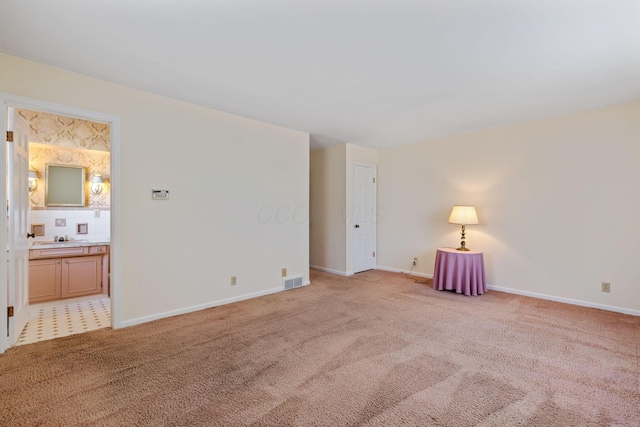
[354,224,360,228]
[27,232,35,238]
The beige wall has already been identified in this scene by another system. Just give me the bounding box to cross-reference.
[1,53,310,325]
[378,101,640,313]
[310,144,347,273]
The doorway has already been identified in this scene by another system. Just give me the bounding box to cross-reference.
[1,93,122,353]
[19,108,112,345]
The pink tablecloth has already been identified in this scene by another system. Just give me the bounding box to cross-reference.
[433,247,486,296]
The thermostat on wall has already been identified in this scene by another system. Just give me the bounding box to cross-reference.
[152,189,170,200]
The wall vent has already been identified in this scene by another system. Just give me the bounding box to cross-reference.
[283,275,304,290]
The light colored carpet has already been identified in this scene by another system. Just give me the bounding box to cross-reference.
[1,270,638,426]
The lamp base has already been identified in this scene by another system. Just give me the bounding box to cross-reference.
[457,234,470,251]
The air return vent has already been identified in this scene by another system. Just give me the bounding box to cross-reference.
[283,275,304,290]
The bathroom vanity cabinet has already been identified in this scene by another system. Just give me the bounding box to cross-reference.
[29,245,109,303]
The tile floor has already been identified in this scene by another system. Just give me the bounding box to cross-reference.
[17,296,111,346]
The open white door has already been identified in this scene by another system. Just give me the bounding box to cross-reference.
[352,164,376,273]
[6,107,30,347]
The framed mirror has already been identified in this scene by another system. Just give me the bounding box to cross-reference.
[45,164,86,207]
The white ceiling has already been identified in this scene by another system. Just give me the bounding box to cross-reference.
[1,1,639,150]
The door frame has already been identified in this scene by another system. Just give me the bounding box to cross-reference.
[350,162,377,274]
[0,93,122,354]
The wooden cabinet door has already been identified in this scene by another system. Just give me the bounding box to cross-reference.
[29,258,62,303]
[61,255,102,299]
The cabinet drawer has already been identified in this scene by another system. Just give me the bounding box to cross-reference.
[90,245,108,255]
[30,246,90,259]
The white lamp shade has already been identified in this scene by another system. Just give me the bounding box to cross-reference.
[448,205,478,225]
[90,174,104,184]
[29,170,38,180]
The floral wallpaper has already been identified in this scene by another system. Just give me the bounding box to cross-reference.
[29,144,110,208]
[17,109,110,152]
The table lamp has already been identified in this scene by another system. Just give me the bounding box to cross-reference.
[448,205,478,251]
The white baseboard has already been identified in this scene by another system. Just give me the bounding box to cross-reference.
[120,287,283,328]
[310,265,349,276]
[486,285,640,317]
[135,269,637,324]
[376,265,433,279]
[376,265,638,316]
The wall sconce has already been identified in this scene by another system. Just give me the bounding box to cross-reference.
[28,170,38,193]
[448,205,479,251]
[90,174,104,194]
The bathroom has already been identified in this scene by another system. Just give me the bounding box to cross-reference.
[18,108,111,345]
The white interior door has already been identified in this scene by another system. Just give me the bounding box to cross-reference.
[352,164,376,273]
[7,107,30,347]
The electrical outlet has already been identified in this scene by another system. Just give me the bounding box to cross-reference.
[231,276,237,286]
[282,268,287,277]
[601,282,610,293]
[413,257,418,266]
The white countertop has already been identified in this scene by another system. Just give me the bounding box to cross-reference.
[30,239,110,250]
